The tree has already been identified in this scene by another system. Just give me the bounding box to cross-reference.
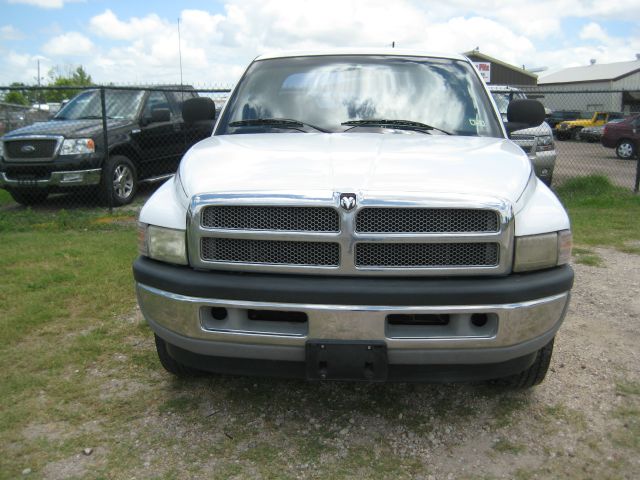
[43,65,94,103]
[3,82,31,106]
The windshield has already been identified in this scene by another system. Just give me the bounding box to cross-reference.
[54,90,145,120]
[490,91,527,115]
[216,55,502,137]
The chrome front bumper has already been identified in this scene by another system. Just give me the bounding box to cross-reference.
[0,169,102,188]
[136,282,570,365]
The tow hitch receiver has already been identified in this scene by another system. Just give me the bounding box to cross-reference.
[305,340,388,382]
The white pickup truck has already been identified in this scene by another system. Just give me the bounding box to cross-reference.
[134,49,573,388]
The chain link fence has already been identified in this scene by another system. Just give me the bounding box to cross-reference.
[0,85,638,214]
[0,85,231,212]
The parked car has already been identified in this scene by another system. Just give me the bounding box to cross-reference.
[0,86,214,206]
[545,110,582,129]
[601,114,640,159]
[134,49,573,388]
[489,85,556,186]
[556,111,624,140]
[578,118,625,143]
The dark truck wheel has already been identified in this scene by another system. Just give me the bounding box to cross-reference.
[101,155,137,206]
[616,139,636,160]
[9,189,48,206]
[154,334,199,376]
[492,338,555,389]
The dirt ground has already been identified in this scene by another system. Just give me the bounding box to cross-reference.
[22,248,640,479]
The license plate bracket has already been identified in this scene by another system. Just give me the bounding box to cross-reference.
[305,340,388,382]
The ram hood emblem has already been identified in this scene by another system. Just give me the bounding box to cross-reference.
[339,193,357,211]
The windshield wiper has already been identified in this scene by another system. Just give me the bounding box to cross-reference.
[75,115,117,120]
[228,118,328,133]
[341,119,452,135]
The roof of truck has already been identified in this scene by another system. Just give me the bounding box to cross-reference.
[255,48,467,62]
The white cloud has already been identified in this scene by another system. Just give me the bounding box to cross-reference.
[8,0,83,8]
[2,1,640,85]
[42,32,94,56]
[579,22,610,43]
[89,9,169,41]
[1,25,25,40]
[0,51,50,84]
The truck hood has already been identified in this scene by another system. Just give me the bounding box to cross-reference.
[2,118,131,139]
[178,133,532,204]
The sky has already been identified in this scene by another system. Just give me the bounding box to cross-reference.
[1,0,639,87]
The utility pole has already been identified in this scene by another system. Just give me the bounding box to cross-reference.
[177,18,184,91]
[37,59,41,109]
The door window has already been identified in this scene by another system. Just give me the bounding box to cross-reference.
[143,91,172,120]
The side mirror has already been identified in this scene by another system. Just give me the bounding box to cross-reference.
[150,107,171,124]
[182,97,216,123]
[505,99,546,135]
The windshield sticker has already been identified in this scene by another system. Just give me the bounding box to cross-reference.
[469,118,486,127]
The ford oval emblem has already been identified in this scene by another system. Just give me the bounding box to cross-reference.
[21,144,36,153]
[339,193,357,211]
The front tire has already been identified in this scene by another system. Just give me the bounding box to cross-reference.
[101,155,137,206]
[570,127,582,141]
[616,139,636,160]
[9,188,48,206]
[154,334,198,376]
[492,338,555,389]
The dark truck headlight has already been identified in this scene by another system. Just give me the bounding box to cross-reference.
[60,138,95,155]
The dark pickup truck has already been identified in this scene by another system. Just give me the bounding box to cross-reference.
[0,86,214,206]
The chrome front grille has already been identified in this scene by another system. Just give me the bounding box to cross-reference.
[356,208,498,233]
[355,242,499,268]
[189,192,513,276]
[201,206,339,232]
[201,238,340,266]
[510,135,536,155]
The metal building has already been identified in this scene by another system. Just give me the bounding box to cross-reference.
[537,58,640,114]
[464,50,538,86]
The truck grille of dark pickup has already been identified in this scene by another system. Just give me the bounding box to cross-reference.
[4,139,58,159]
[355,242,499,267]
[355,208,499,233]
[201,206,339,232]
[201,237,340,266]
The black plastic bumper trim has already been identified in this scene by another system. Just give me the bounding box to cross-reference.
[166,341,536,383]
[133,256,573,307]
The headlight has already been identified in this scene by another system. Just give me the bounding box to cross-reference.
[513,230,572,272]
[0,141,4,159]
[138,222,188,265]
[60,138,95,155]
[536,135,554,152]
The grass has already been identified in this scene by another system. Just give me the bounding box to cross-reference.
[0,176,639,478]
[556,176,640,254]
[0,189,12,206]
[571,247,604,267]
[492,438,525,454]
